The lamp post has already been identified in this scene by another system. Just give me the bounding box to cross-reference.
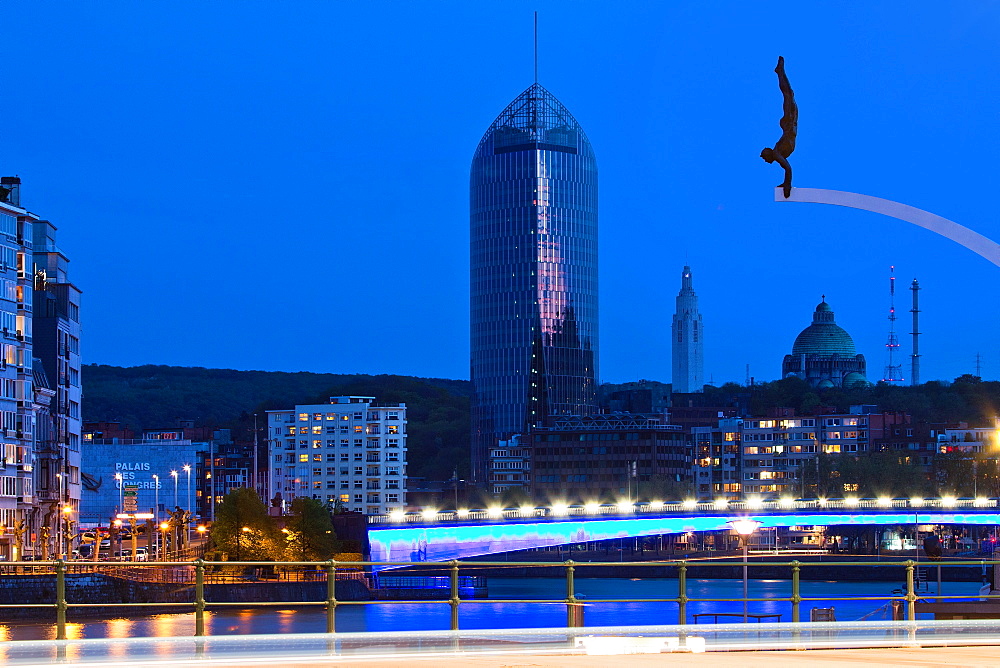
[183,464,192,547]
[56,473,64,558]
[729,518,762,623]
[159,522,170,559]
[62,506,74,559]
[152,474,160,557]
[170,470,179,510]
[114,472,123,513]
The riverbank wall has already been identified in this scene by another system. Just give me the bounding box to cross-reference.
[0,574,371,620]
[400,554,987,582]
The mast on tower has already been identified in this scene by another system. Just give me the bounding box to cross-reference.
[910,278,920,386]
[882,266,904,384]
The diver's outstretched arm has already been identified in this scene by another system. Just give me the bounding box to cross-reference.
[773,152,793,198]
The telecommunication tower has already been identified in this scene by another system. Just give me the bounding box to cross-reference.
[910,279,920,386]
[882,266,904,384]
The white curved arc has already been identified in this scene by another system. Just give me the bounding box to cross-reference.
[776,187,1000,268]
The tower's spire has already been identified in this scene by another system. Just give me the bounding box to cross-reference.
[533,11,538,84]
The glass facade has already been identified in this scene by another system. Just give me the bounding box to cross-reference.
[470,84,599,483]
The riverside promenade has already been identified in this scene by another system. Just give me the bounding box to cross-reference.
[233,646,1000,667]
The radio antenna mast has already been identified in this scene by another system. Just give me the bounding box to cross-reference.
[882,266,904,384]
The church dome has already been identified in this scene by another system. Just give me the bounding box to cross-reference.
[791,298,857,357]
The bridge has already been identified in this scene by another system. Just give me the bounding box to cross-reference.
[367,497,1000,564]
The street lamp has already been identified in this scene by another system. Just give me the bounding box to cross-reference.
[729,518,762,623]
[170,470,179,510]
[114,472,123,513]
[183,464,192,547]
[152,474,160,557]
[159,522,170,559]
[56,473,65,558]
[62,506,74,559]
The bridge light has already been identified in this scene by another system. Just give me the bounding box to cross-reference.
[648,500,664,511]
[713,498,728,510]
[975,497,990,507]
[779,497,794,509]
[682,499,697,510]
[941,495,957,507]
[817,497,827,507]
[421,509,438,520]
[617,501,634,513]
[389,510,406,522]
[844,496,859,507]
[584,502,600,515]
[746,496,764,510]
[487,506,504,518]
[551,503,569,516]
[519,506,535,517]
[456,508,470,518]
[877,496,892,507]
[909,497,924,508]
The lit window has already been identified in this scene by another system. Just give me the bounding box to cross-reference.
[299,413,308,422]
[312,426,322,435]
[299,454,308,462]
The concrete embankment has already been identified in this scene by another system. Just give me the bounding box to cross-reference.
[0,573,371,620]
[400,554,986,582]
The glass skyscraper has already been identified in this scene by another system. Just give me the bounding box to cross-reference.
[470,84,599,487]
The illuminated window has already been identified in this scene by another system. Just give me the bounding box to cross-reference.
[312,440,322,448]
[313,454,322,462]
[299,413,308,422]
[298,454,308,462]
[313,413,322,421]
[326,413,336,421]
[354,426,363,433]
[312,426,323,434]
[286,427,296,436]
[387,425,399,434]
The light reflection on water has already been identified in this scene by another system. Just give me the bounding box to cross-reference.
[0,578,981,641]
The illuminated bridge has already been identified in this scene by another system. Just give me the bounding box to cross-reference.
[367,497,1000,564]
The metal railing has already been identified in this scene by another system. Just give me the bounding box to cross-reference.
[0,557,995,640]
[370,496,1000,524]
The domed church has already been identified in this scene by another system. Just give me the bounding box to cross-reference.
[782,298,868,389]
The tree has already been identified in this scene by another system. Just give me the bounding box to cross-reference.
[283,497,338,560]
[212,488,281,561]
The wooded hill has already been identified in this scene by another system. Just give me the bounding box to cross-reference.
[82,364,472,480]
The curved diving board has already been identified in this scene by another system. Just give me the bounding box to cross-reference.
[776,187,1000,268]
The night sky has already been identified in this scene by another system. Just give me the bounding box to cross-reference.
[5,2,999,385]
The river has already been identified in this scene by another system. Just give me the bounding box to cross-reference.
[0,577,982,641]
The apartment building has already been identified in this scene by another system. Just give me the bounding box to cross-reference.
[267,396,407,515]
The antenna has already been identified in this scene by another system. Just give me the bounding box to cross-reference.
[882,266,904,384]
[534,11,538,83]
[910,279,920,386]
[976,353,983,378]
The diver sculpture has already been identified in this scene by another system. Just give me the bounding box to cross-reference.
[760,56,797,198]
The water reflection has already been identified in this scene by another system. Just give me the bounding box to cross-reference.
[0,578,982,642]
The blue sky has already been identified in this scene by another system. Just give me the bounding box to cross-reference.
[5,1,1000,384]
